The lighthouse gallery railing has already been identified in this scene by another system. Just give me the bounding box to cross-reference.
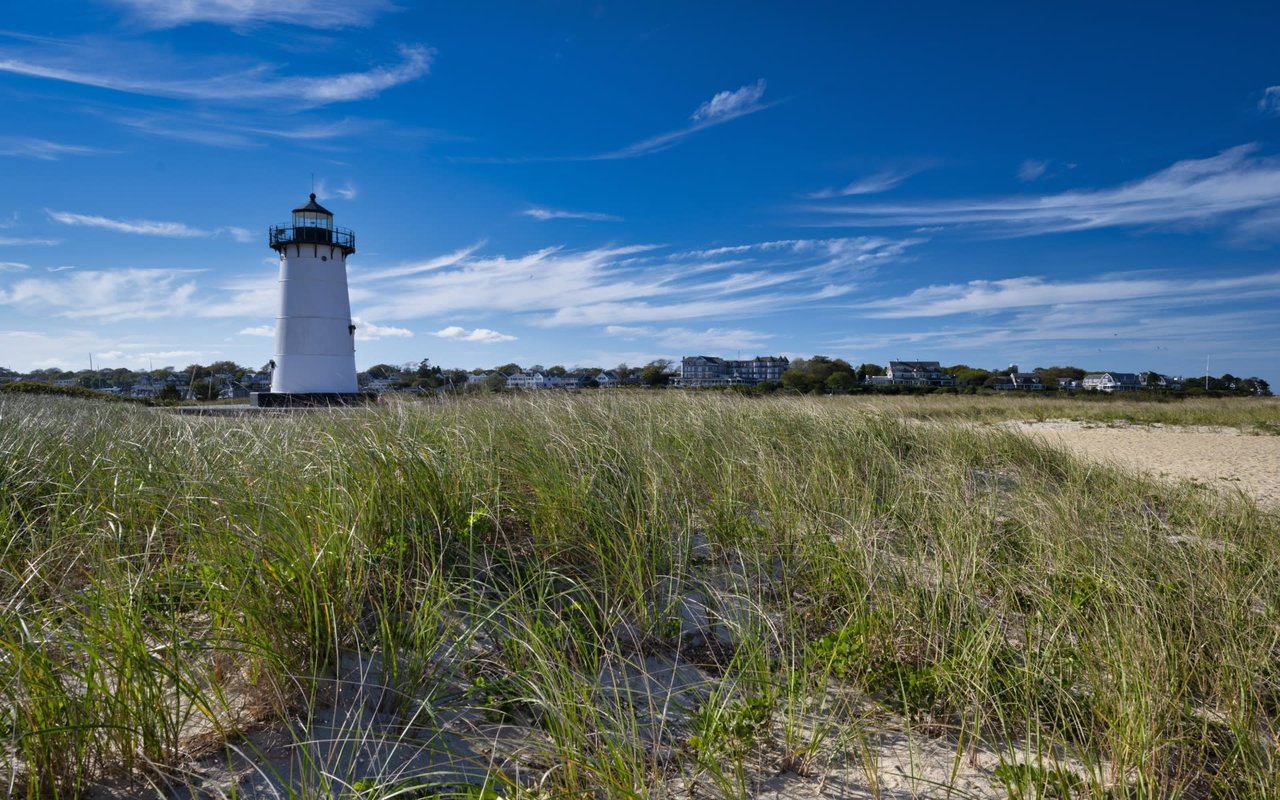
[269,225,356,251]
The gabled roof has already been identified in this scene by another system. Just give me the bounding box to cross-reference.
[1084,371,1142,382]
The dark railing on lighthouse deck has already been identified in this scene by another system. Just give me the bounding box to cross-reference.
[269,224,356,253]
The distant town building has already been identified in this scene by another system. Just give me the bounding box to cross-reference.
[678,355,790,387]
[506,371,550,389]
[994,365,1045,391]
[1083,372,1144,392]
[1141,372,1183,390]
[885,361,955,387]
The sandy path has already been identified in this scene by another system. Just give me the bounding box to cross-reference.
[1005,420,1280,510]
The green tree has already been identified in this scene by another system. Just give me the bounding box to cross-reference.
[1036,366,1085,389]
[442,369,470,388]
[945,364,992,387]
[207,360,245,377]
[1244,377,1272,396]
[190,378,220,401]
[825,371,857,392]
[857,362,886,379]
[782,356,855,393]
[641,359,674,387]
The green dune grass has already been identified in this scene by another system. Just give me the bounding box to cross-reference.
[1,392,1277,798]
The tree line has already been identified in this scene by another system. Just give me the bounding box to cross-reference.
[2,358,1271,398]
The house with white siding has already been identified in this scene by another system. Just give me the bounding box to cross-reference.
[886,361,955,387]
[678,355,790,387]
[1083,372,1143,392]
[506,372,550,389]
[994,365,1045,391]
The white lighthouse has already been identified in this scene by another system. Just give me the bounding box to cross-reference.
[252,194,361,407]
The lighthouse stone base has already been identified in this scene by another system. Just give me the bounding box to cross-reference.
[250,391,376,409]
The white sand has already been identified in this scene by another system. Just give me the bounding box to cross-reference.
[1004,419,1280,509]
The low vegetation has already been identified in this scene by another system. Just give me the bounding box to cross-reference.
[851,392,1280,433]
[0,381,150,404]
[1,392,1277,797]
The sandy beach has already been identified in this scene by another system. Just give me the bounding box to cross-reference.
[1004,419,1280,510]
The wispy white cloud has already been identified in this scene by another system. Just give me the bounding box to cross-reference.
[48,210,253,241]
[0,237,61,246]
[604,324,774,351]
[358,235,918,329]
[355,242,485,282]
[680,236,921,267]
[0,268,200,320]
[106,0,396,29]
[0,42,432,107]
[114,110,376,148]
[1259,86,1280,116]
[521,207,621,222]
[596,79,770,160]
[1017,159,1049,181]
[0,235,59,244]
[47,210,209,238]
[0,137,103,160]
[691,79,767,122]
[834,303,1280,377]
[0,234,917,356]
[471,80,772,163]
[0,262,30,271]
[197,274,278,318]
[805,145,1280,239]
[1229,206,1280,244]
[0,330,212,371]
[433,326,517,343]
[316,179,357,201]
[353,317,412,340]
[864,271,1280,318]
[807,167,922,199]
[139,350,209,363]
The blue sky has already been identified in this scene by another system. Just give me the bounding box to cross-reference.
[2,1,1278,383]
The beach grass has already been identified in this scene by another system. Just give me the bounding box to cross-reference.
[1,391,1277,797]
[833,392,1280,432]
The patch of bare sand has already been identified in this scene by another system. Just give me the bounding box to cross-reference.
[1004,420,1280,509]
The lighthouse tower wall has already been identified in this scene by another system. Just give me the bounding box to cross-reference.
[270,244,358,394]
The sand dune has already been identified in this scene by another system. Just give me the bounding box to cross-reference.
[1005,419,1280,510]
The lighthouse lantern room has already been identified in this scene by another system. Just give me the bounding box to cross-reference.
[251,194,362,407]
